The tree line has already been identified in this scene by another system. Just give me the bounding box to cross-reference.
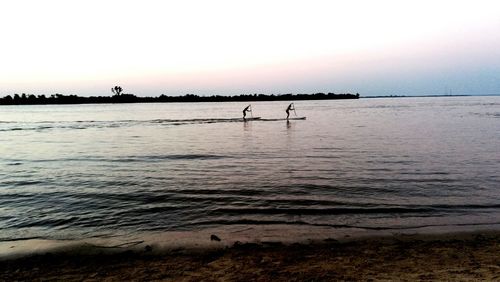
[0,92,359,105]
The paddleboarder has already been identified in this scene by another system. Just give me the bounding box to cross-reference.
[243,105,252,120]
[286,103,295,120]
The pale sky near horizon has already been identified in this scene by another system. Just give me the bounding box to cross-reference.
[0,0,499,97]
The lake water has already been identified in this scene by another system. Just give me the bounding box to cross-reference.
[1,96,499,246]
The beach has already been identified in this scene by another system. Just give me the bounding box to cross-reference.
[1,231,499,281]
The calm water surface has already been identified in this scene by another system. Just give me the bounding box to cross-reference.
[1,96,499,241]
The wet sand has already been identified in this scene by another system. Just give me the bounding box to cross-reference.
[1,232,499,281]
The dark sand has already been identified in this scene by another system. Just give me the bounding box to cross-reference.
[1,232,499,281]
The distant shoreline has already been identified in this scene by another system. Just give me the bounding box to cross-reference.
[363,94,500,98]
[362,94,471,98]
[0,92,359,106]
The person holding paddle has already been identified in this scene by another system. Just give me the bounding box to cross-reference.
[286,103,295,120]
[243,105,252,120]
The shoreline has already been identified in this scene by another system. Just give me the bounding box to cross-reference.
[3,223,500,260]
[2,224,500,259]
[0,92,359,106]
[1,230,499,281]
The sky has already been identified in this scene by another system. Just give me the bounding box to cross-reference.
[0,0,499,97]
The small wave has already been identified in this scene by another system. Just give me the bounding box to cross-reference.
[173,188,269,197]
[0,236,43,242]
[1,180,46,187]
[207,203,500,216]
[178,219,348,229]
[147,154,228,160]
[470,112,500,118]
[181,219,500,232]
[9,216,81,229]
[110,154,229,162]
[0,127,24,131]
[209,207,442,216]
[11,154,229,164]
[0,120,137,132]
[151,118,252,124]
[312,147,345,150]
[112,206,188,216]
[177,219,384,231]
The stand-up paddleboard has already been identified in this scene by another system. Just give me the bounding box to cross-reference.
[258,117,306,121]
[242,117,261,121]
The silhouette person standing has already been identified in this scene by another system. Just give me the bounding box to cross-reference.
[286,103,295,120]
[243,105,251,120]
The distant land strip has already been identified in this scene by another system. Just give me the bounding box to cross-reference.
[0,92,359,105]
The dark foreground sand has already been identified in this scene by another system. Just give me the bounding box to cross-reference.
[1,232,499,281]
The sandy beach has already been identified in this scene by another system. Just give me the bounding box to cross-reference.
[1,231,499,281]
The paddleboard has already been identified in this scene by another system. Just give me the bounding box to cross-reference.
[242,117,261,121]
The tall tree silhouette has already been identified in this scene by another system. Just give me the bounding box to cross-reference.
[111,86,123,96]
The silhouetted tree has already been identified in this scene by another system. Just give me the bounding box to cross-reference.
[111,86,123,96]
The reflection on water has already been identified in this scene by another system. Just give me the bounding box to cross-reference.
[0,96,499,241]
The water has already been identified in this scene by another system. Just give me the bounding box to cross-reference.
[1,96,499,244]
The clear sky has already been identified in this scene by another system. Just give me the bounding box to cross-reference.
[1,0,499,96]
